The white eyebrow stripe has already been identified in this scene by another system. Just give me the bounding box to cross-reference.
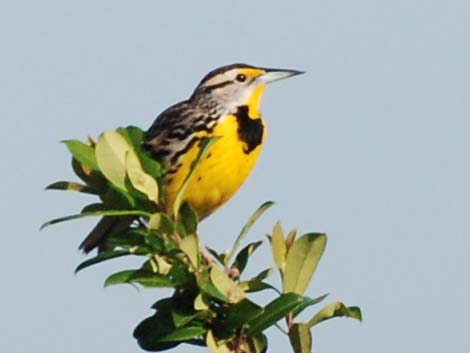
[201,69,239,87]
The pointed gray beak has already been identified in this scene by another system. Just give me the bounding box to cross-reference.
[257,68,305,84]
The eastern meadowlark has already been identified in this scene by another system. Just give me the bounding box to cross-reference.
[80,63,303,252]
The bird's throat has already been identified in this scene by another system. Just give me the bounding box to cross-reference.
[246,85,266,118]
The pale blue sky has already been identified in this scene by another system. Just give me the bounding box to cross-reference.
[1,1,469,352]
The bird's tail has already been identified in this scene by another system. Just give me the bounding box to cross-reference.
[79,216,134,253]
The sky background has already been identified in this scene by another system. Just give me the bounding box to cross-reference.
[1,1,469,352]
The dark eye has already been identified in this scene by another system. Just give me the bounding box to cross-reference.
[236,74,247,82]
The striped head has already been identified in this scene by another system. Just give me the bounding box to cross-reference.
[191,63,304,115]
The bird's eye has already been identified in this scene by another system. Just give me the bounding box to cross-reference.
[236,74,247,82]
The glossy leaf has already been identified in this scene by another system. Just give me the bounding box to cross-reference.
[239,268,276,293]
[231,240,263,274]
[151,297,172,311]
[246,334,268,353]
[95,131,130,190]
[205,247,225,265]
[143,232,164,252]
[71,158,107,191]
[45,181,98,194]
[134,308,179,351]
[104,269,174,288]
[292,293,329,318]
[101,183,136,209]
[288,323,312,353]
[271,221,287,271]
[194,294,209,311]
[285,228,297,250]
[251,268,274,282]
[151,255,172,275]
[63,139,99,171]
[210,265,245,303]
[40,209,151,230]
[196,271,228,302]
[107,227,148,248]
[148,212,175,234]
[225,201,275,265]
[75,250,132,273]
[171,303,199,328]
[117,126,162,178]
[180,234,199,269]
[206,330,231,353]
[308,302,362,327]
[125,147,159,203]
[247,292,303,335]
[177,202,198,236]
[158,325,207,342]
[222,298,263,331]
[239,280,278,294]
[283,233,327,295]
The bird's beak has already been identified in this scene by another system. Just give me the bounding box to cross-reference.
[257,68,305,84]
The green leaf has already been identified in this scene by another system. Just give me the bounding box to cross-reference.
[106,228,149,250]
[171,310,200,329]
[104,269,174,288]
[308,302,362,327]
[149,255,172,275]
[196,270,228,302]
[117,126,162,178]
[194,294,209,311]
[283,233,327,295]
[134,308,180,351]
[288,323,312,353]
[63,139,99,171]
[45,181,99,194]
[292,293,329,318]
[75,250,132,273]
[95,130,131,190]
[102,183,136,209]
[173,137,219,218]
[177,202,198,236]
[271,222,287,271]
[239,268,277,293]
[222,298,263,331]
[144,231,164,252]
[71,157,108,192]
[231,240,263,274]
[247,292,304,335]
[239,280,278,294]
[225,201,274,265]
[81,203,105,213]
[180,234,199,269]
[148,212,175,234]
[252,268,274,282]
[40,209,151,230]
[117,126,144,147]
[246,334,268,353]
[125,147,159,203]
[205,247,225,265]
[210,265,245,303]
[171,290,201,327]
[206,330,231,353]
[139,152,163,179]
[285,228,297,250]
[159,325,207,342]
[151,297,172,310]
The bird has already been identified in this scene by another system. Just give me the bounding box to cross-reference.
[79,63,303,253]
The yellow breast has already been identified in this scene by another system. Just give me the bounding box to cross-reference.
[163,113,266,219]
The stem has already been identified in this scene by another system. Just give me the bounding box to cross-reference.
[274,323,289,336]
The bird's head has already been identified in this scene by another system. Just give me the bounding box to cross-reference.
[191,63,304,115]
